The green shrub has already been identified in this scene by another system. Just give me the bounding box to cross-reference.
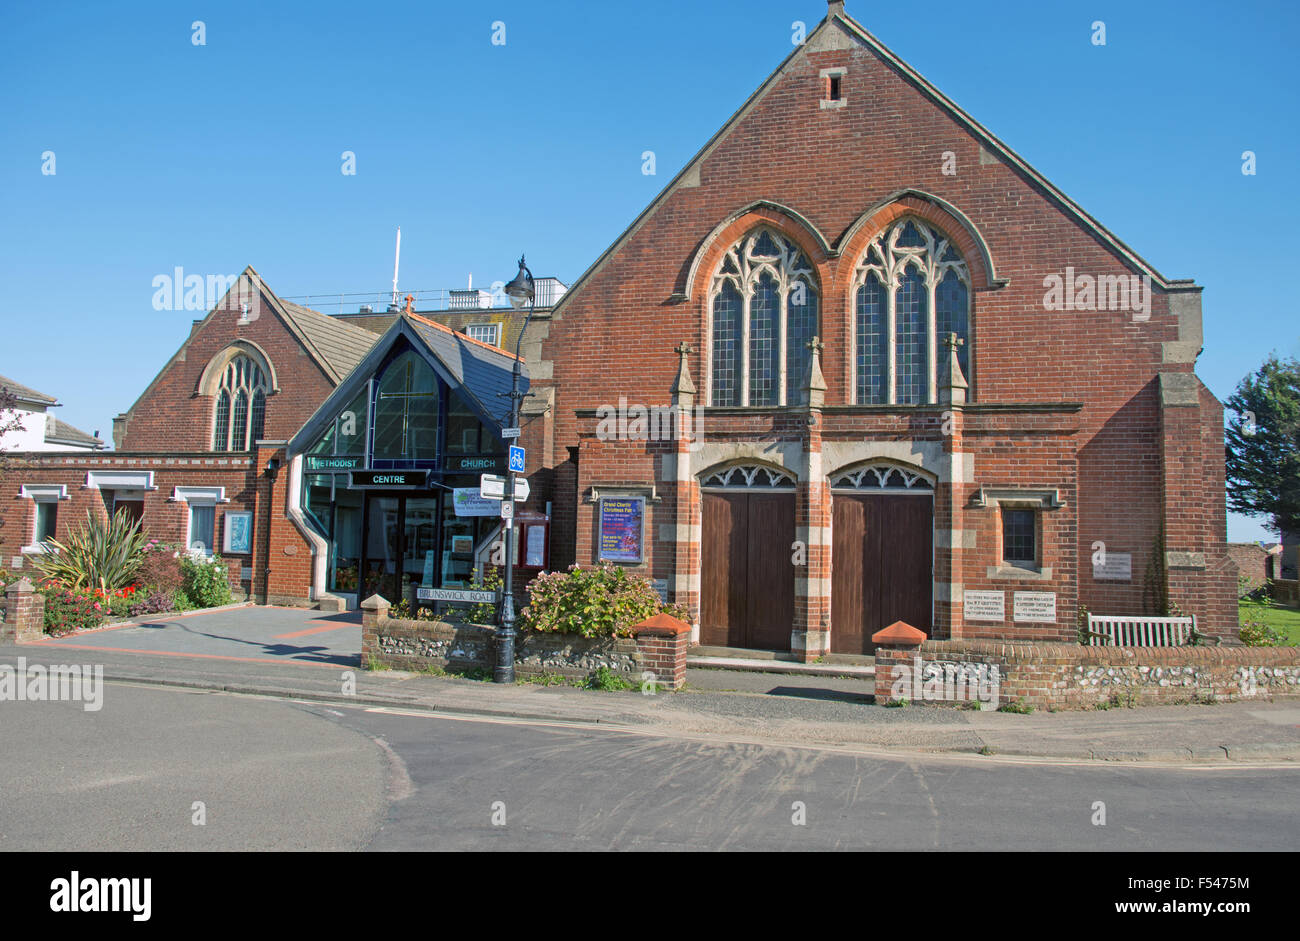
[586,666,634,691]
[33,509,147,594]
[997,697,1035,714]
[522,564,689,638]
[37,582,107,634]
[136,540,187,594]
[180,551,234,608]
[1240,618,1287,647]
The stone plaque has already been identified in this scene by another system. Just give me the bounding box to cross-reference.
[963,590,1005,622]
[1092,552,1132,581]
[652,578,669,603]
[1013,591,1057,623]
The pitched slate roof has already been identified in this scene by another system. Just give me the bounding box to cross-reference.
[289,313,526,454]
[277,299,381,383]
[0,374,59,406]
[44,416,105,449]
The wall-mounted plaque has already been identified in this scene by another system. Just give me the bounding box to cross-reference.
[598,497,644,563]
[1092,552,1133,581]
[1013,591,1057,623]
[964,590,1005,622]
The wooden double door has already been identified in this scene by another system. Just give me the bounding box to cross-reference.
[831,493,933,654]
[700,491,795,651]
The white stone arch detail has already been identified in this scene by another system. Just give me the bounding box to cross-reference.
[196,340,280,396]
[829,459,936,492]
[699,460,797,490]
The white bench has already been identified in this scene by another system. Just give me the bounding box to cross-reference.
[1086,614,1195,647]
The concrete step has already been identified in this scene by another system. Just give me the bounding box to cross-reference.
[687,654,875,678]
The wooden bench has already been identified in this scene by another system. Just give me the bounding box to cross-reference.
[1085,614,1196,646]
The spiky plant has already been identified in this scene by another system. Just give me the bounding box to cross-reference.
[34,509,148,594]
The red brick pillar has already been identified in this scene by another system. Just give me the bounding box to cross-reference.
[3,578,47,644]
[633,613,690,690]
[360,593,390,661]
[871,620,927,704]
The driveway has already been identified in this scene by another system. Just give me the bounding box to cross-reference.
[32,606,361,669]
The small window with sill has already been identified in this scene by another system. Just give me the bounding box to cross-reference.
[1001,508,1037,569]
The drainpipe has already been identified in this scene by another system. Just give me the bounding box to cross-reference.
[284,453,329,603]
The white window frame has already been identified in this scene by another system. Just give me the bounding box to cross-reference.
[172,486,230,557]
[465,323,502,347]
[707,228,819,408]
[850,217,970,405]
[20,484,68,554]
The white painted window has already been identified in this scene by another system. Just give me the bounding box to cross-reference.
[212,355,268,452]
[20,484,66,553]
[188,504,216,555]
[852,217,970,405]
[465,323,502,347]
[708,228,820,407]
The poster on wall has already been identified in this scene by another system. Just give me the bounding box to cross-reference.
[598,497,644,563]
[222,511,253,555]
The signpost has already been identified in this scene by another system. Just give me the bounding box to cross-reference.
[479,474,529,502]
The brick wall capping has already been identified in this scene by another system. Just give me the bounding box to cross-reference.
[360,593,391,611]
[632,612,691,637]
[5,577,35,594]
[872,621,928,645]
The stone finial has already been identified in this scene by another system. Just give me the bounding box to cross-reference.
[801,336,827,410]
[939,332,968,406]
[671,342,696,407]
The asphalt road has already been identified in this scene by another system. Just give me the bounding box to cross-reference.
[2,682,1297,851]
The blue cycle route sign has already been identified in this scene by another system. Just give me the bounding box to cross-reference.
[508,445,526,474]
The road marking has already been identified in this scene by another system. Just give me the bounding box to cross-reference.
[28,643,352,669]
[273,624,351,640]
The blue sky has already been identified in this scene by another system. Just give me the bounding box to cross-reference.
[2,0,1296,541]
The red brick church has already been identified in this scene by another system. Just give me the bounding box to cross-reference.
[0,1,1237,654]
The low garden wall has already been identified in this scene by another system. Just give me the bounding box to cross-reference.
[872,622,1300,710]
[361,596,689,689]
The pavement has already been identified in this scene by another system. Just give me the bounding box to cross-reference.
[5,606,1300,764]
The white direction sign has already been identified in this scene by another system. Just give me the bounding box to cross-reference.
[417,587,497,605]
[479,474,529,502]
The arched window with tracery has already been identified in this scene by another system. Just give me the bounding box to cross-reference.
[852,218,970,405]
[709,228,820,407]
[212,355,268,451]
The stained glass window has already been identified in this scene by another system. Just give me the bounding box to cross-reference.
[709,228,819,407]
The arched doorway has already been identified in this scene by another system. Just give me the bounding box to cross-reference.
[699,463,796,651]
[830,462,934,654]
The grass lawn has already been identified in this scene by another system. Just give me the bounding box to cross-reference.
[1239,601,1300,645]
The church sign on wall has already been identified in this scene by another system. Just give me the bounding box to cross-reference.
[349,470,430,489]
[598,497,644,564]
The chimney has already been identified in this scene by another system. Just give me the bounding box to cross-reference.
[828,0,846,15]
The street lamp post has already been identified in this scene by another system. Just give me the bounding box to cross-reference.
[496,256,536,683]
